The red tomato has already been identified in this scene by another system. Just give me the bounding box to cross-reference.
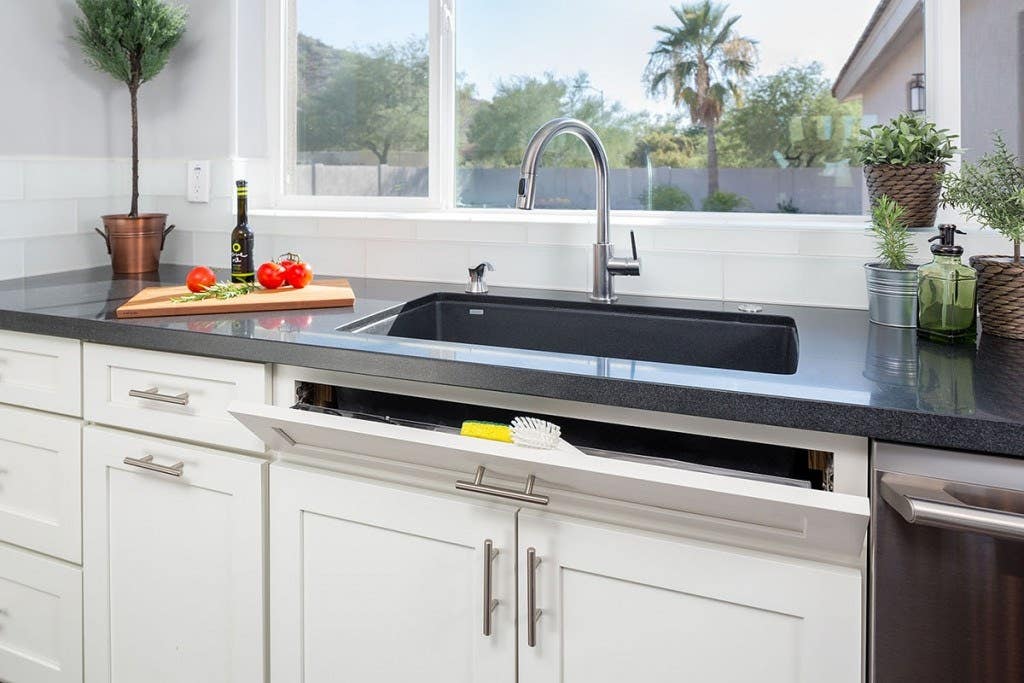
[285,262,314,289]
[257,261,287,289]
[185,266,216,293]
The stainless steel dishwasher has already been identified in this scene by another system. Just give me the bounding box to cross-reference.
[872,442,1024,682]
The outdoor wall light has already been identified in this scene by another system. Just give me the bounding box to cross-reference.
[908,73,926,114]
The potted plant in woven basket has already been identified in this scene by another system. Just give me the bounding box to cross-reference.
[865,195,919,327]
[855,113,958,228]
[940,132,1024,340]
[73,0,187,274]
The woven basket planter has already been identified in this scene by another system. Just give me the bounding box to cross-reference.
[864,163,944,228]
[970,255,1024,340]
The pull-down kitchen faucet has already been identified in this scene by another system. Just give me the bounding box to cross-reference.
[516,117,640,303]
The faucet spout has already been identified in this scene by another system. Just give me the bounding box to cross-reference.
[515,117,638,302]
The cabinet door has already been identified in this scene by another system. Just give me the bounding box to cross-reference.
[0,543,82,683]
[270,462,516,683]
[82,426,265,683]
[518,511,862,683]
[0,405,81,562]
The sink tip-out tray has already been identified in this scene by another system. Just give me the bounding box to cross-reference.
[115,278,355,319]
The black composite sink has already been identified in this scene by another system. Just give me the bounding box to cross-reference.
[339,293,799,375]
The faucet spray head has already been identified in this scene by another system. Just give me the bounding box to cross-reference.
[516,172,536,210]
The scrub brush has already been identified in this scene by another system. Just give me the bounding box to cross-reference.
[510,416,562,450]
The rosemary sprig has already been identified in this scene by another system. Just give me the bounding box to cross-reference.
[171,281,260,303]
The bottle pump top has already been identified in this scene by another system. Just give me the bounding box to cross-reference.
[929,224,966,256]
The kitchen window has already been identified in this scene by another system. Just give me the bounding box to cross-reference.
[270,0,962,221]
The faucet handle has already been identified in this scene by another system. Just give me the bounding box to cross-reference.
[629,230,637,261]
[607,231,641,278]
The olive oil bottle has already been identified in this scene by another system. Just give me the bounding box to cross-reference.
[231,180,254,283]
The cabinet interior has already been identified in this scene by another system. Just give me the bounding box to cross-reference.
[295,381,835,491]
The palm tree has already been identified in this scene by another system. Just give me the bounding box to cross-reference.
[644,2,757,197]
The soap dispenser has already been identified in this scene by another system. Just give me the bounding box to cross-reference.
[917,224,977,343]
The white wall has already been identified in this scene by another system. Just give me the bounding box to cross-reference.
[0,0,1015,306]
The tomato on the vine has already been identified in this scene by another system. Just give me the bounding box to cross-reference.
[185,266,216,293]
[257,261,287,289]
[285,261,314,289]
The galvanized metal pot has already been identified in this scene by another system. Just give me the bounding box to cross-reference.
[865,263,919,328]
[95,213,175,274]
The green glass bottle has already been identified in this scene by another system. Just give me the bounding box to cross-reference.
[917,224,977,343]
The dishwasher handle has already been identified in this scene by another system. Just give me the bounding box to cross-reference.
[880,473,1024,542]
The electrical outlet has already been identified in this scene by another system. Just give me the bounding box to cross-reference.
[187,160,210,203]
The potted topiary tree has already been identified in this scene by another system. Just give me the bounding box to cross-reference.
[74,0,187,274]
[855,113,958,228]
[941,132,1024,340]
[865,195,919,327]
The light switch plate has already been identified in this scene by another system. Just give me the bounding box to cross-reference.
[187,160,210,203]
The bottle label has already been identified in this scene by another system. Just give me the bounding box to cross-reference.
[231,239,254,281]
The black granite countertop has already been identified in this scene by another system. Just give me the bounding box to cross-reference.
[0,265,1021,456]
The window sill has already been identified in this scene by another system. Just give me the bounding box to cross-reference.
[248,207,870,233]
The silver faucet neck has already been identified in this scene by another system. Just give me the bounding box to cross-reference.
[516,117,610,245]
[516,117,638,303]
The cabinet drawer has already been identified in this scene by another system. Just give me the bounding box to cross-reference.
[0,543,83,683]
[232,401,869,561]
[0,331,80,416]
[84,344,269,452]
[0,406,81,563]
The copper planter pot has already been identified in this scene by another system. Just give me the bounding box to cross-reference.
[95,214,175,274]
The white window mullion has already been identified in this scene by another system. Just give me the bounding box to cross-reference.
[433,0,457,210]
[925,0,963,226]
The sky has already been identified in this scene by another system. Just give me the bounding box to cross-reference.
[298,0,879,116]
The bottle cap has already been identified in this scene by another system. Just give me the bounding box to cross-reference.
[929,224,965,256]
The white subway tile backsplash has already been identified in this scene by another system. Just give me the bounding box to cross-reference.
[723,254,868,308]
[470,243,588,291]
[0,161,23,200]
[366,240,469,283]
[798,230,876,259]
[24,232,109,276]
[526,222,653,250]
[655,228,800,255]
[419,220,528,244]
[152,195,233,231]
[0,199,76,237]
[161,228,194,265]
[23,159,127,199]
[0,239,25,280]
[614,251,724,300]
[319,217,414,239]
[267,235,364,278]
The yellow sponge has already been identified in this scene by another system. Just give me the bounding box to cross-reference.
[460,420,513,443]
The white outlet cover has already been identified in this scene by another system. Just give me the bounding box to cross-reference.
[187,160,210,203]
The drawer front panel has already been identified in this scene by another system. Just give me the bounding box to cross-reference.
[0,406,81,562]
[0,331,80,416]
[84,344,269,452]
[0,543,82,683]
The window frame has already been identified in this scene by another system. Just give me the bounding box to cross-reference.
[262,0,962,227]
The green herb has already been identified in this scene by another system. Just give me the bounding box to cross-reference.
[870,195,916,270]
[940,132,1024,263]
[73,0,188,218]
[855,113,958,167]
[171,282,259,303]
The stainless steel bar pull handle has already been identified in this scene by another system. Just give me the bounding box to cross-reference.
[880,474,1024,542]
[526,547,542,647]
[455,466,549,505]
[482,539,499,636]
[129,387,190,406]
[123,454,184,477]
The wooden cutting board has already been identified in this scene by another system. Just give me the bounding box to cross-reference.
[115,278,355,319]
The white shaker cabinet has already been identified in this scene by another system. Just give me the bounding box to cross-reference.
[517,511,863,683]
[269,462,517,683]
[82,426,265,683]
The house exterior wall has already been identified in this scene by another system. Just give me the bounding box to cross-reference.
[858,30,925,125]
[961,0,1024,160]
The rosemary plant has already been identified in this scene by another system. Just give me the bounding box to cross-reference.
[940,132,1024,263]
[870,195,915,270]
[170,282,259,303]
